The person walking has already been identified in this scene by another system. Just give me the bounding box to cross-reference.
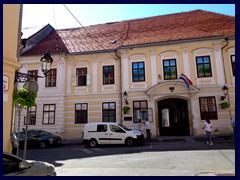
[202,119,213,145]
[145,120,151,140]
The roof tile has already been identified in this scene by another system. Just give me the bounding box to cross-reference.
[21,10,234,56]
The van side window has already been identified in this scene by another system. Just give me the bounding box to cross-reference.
[110,125,125,133]
[97,125,107,132]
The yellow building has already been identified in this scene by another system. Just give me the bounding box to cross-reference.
[18,10,235,140]
[3,4,23,152]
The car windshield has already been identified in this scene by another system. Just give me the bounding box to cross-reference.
[118,124,131,131]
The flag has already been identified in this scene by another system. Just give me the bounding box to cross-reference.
[179,73,193,89]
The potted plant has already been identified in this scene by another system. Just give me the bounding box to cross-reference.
[14,88,37,108]
[220,102,230,109]
[123,106,130,114]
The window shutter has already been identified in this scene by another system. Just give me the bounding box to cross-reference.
[87,74,90,85]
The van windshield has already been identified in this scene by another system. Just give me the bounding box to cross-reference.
[118,124,131,131]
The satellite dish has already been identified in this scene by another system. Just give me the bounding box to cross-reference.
[23,80,39,93]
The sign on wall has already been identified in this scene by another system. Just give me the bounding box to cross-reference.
[3,75,9,91]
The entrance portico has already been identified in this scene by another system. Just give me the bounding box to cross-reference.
[146,81,199,137]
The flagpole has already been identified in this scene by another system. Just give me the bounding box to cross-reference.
[169,73,192,92]
[173,78,180,89]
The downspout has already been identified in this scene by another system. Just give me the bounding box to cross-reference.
[221,37,229,85]
[221,37,232,120]
[115,49,123,124]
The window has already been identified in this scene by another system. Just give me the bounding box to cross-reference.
[76,68,87,86]
[133,100,148,123]
[163,59,177,80]
[103,65,114,85]
[132,62,145,82]
[231,55,235,77]
[45,69,56,87]
[102,102,116,122]
[27,70,38,82]
[199,97,218,120]
[43,104,55,124]
[97,124,107,132]
[196,56,212,78]
[110,124,125,133]
[75,103,88,124]
[24,106,37,125]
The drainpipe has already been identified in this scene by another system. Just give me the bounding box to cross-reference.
[221,37,232,120]
[221,37,229,84]
[115,49,123,124]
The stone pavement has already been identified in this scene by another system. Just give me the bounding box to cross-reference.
[58,135,235,176]
[62,135,235,146]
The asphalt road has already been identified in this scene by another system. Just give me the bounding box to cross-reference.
[18,136,235,176]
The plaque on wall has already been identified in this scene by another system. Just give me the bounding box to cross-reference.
[124,116,132,121]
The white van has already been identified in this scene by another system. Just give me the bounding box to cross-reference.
[82,122,144,148]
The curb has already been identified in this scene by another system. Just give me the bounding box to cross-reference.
[61,136,234,146]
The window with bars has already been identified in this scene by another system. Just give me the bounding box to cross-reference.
[27,70,38,82]
[199,97,218,120]
[103,65,114,85]
[75,103,88,124]
[43,104,55,124]
[102,102,116,122]
[133,100,148,123]
[163,59,177,80]
[196,56,212,78]
[132,62,145,82]
[76,68,87,86]
[45,69,56,87]
[231,55,235,77]
[24,106,37,125]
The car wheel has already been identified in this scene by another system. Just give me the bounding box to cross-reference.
[39,141,47,149]
[89,139,97,148]
[125,138,134,146]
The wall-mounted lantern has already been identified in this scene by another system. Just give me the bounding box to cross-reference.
[220,85,228,101]
[15,52,54,83]
[123,91,129,105]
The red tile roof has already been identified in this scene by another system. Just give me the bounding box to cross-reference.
[21,10,235,56]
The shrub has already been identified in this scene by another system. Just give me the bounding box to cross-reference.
[220,102,230,109]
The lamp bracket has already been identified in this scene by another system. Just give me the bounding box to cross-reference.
[220,96,226,101]
[15,72,44,83]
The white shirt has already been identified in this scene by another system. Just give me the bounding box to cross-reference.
[145,121,151,129]
[204,122,212,132]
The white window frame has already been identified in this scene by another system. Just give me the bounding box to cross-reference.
[159,51,179,82]
[100,58,117,92]
[129,54,147,90]
[192,48,214,85]
[227,47,235,84]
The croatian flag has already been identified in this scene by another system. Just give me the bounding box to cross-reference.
[179,73,193,89]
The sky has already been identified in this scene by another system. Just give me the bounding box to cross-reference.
[21,4,235,38]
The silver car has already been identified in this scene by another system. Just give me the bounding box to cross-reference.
[3,152,56,176]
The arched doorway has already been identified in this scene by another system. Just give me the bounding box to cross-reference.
[158,98,190,136]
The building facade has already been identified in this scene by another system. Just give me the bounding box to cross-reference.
[16,10,235,140]
[3,4,23,152]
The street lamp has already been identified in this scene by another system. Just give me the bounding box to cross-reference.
[15,52,54,83]
[40,52,54,76]
[14,53,53,159]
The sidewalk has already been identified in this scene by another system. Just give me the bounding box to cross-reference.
[153,135,235,143]
[62,135,235,146]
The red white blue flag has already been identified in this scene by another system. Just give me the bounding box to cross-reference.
[179,73,193,89]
